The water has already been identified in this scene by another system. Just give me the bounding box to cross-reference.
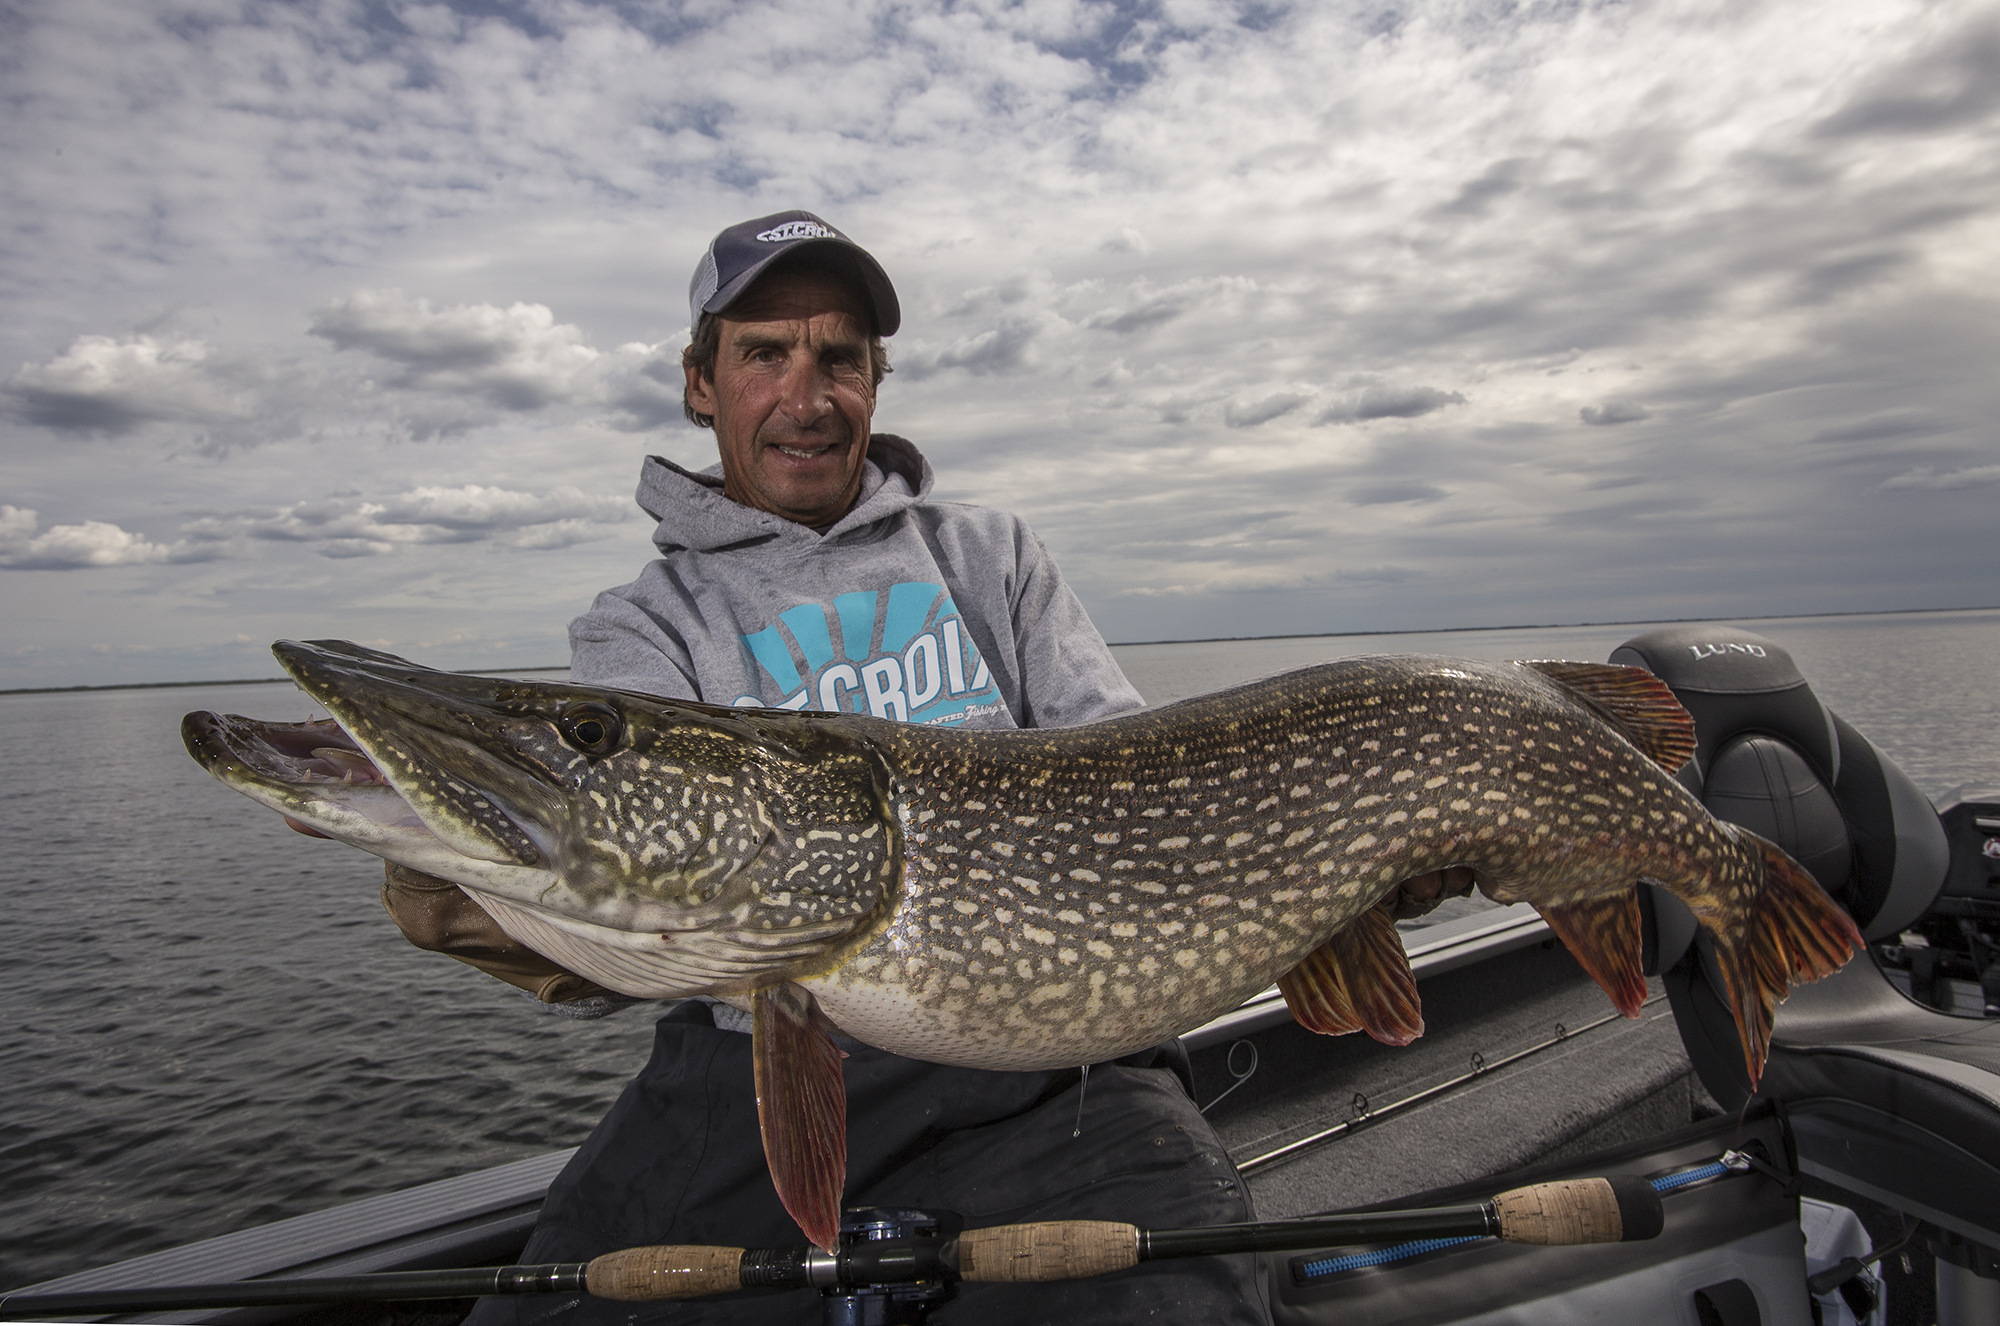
[1,609,1993,1289]
[0,681,656,1290]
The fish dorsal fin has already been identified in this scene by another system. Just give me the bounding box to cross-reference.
[1278,902,1424,1046]
[1517,660,1698,773]
[752,983,848,1253]
[1536,891,1648,1019]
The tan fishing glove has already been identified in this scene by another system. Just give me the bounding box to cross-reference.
[380,863,614,1005]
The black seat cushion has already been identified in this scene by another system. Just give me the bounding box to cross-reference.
[1703,736,1852,895]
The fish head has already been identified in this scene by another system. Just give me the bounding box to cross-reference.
[258,640,901,955]
[181,705,527,886]
[185,641,905,993]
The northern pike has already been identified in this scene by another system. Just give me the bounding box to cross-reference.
[183,641,1861,1250]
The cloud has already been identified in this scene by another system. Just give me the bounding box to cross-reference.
[1880,466,2000,490]
[373,485,631,531]
[899,315,1045,378]
[1101,226,1151,255]
[1809,409,1948,444]
[1814,18,2000,138]
[301,291,692,434]
[1082,279,1251,336]
[8,309,677,446]
[1336,564,1420,584]
[179,484,638,559]
[1347,481,1448,507]
[309,290,602,412]
[5,335,261,436]
[1317,386,1467,426]
[0,505,212,570]
[1580,401,1651,426]
[1224,390,1311,429]
[1435,158,1530,219]
[600,345,690,432]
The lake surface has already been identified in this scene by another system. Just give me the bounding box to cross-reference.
[2,608,1994,1289]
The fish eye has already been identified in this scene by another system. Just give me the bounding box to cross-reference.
[560,703,623,756]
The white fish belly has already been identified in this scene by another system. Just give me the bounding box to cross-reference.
[463,890,727,999]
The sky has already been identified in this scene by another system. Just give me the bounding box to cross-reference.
[3,0,1997,689]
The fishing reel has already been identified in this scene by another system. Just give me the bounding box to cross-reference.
[807,1207,963,1325]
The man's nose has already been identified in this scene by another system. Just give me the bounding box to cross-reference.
[776,357,834,423]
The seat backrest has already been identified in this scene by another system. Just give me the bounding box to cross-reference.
[1608,625,1951,1108]
[1610,624,1948,951]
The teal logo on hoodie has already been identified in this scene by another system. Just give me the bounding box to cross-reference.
[732,581,1004,725]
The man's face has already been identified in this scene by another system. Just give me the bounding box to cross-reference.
[686,269,877,528]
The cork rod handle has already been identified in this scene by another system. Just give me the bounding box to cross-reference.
[1491,1178,1624,1245]
[956,1220,1141,1282]
[585,1246,746,1300]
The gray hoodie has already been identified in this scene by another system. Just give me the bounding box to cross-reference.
[570,435,1142,730]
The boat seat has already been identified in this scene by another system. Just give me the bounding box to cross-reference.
[1609,625,2000,1250]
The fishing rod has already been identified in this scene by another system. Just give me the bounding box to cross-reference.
[1,1175,1662,1318]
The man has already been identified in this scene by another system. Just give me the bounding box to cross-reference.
[564,212,1140,732]
[421,212,1274,1325]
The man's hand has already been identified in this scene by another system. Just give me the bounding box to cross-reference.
[1388,866,1478,919]
[380,864,613,1004]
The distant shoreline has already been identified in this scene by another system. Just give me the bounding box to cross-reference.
[4,603,1993,697]
[0,664,572,697]
[1110,602,2000,651]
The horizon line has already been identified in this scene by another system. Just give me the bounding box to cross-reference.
[5,601,1992,698]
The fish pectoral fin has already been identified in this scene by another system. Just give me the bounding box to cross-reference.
[752,982,848,1253]
[1537,891,1649,1019]
[1279,903,1424,1046]
[1516,660,1698,774]
[1702,825,1864,1088]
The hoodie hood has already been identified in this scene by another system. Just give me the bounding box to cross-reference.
[636,434,935,555]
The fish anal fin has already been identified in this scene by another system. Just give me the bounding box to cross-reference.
[1704,825,1864,1088]
[1279,904,1424,1046]
[1537,891,1649,1019]
[752,982,847,1253]
[1517,660,1698,774]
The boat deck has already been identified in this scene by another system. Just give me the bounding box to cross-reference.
[1197,930,1709,1219]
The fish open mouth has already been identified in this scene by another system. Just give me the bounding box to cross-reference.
[186,712,388,786]
[181,707,478,860]
[182,712,405,840]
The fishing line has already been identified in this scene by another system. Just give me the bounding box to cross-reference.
[1073,1063,1089,1137]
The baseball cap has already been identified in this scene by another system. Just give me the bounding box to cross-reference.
[687,210,901,336]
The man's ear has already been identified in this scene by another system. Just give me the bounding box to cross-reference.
[684,361,718,417]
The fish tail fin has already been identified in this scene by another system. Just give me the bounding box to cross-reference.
[1703,825,1864,1088]
[752,983,848,1253]
[1280,902,1425,1046]
[1536,890,1649,1019]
